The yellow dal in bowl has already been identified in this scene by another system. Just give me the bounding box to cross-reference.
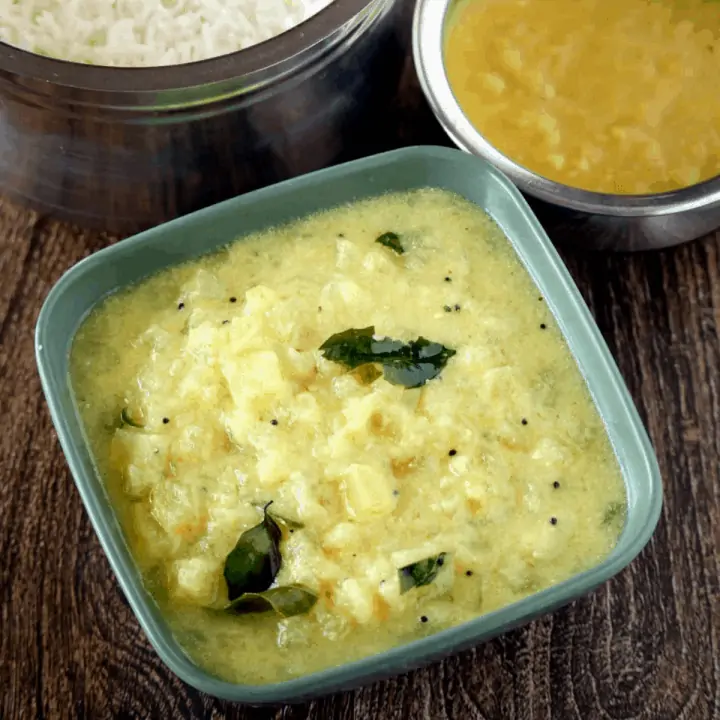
[445,0,720,194]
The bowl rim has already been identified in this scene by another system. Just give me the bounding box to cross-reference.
[0,0,372,93]
[34,145,662,703]
[412,0,720,217]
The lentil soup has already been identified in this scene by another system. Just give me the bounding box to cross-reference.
[445,0,720,194]
[70,189,625,683]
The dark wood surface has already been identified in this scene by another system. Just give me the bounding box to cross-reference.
[2,53,720,720]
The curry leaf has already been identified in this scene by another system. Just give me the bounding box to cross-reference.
[225,585,318,618]
[223,504,282,601]
[399,553,448,594]
[319,326,374,368]
[376,231,404,254]
[381,338,456,388]
[120,407,145,429]
[319,327,456,389]
[319,327,404,369]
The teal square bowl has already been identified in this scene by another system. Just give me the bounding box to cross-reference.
[35,146,662,704]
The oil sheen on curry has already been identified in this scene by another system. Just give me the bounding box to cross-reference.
[71,190,625,683]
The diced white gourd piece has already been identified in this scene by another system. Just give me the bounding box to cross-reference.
[480,366,531,411]
[111,429,169,498]
[334,578,375,624]
[362,249,396,273]
[242,285,279,316]
[291,391,322,426]
[331,374,363,400]
[185,321,218,356]
[176,364,225,406]
[516,514,574,565]
[150,480,206,537]
[335,239,362,270]
[324,433,356,466]
[221,349,292,408]
[341,463,396,520]
[279,532,342,588]
[254,441,292,488]
[319,279,367,310]
[203,470,256,545]
[323,522,361,550]
[356,555,396,588]
[341,394,378,434]
[184,268,227,301]
[287,472,329,525]
[173,423,224,465]
[172,556,221,605]
[129,502,180,565]
[448,454,470,477]
[226,315,269,354]
[531,438,566,466]
[464,454,515,522]
[138,324,175,353]
[286,349,317,381]
[377,573,403,607]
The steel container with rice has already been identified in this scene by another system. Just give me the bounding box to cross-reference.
[0,0,407,233]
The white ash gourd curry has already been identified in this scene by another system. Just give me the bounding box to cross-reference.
[70,189,626,683]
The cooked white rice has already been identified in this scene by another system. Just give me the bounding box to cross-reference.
[0,0,334,67]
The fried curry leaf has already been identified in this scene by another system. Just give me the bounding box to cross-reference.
[319,327,404,369]
[225,585,318,618]
[376,231,404,255]
[381,338,456,388]
[120,407,145,429]
[223,504,282,601]
[399,553,448,594]
[319,327,456,389]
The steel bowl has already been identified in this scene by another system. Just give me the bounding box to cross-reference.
[0,0,407,234]
[412,0,720,251]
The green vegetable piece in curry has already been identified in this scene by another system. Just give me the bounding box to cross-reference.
[319,327,456,389]
[226,585,318,618]
[120,407,145,429]
[375,231,404,254]
[399,553,448,594]
[223,503,282,601]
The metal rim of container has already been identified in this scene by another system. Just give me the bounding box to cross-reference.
[413,0,720,218]
[0,0,374,94]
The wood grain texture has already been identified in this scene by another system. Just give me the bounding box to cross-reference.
[1,50,720,720]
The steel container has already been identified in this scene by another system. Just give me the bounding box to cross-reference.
[0,0,407,234]
[412,0,720,251]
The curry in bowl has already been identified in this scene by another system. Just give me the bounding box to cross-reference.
[70,189,625,683]
[445,0,720,195]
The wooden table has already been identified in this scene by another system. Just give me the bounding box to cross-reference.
[2,55,719,720]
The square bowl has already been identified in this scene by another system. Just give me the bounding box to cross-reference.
[35,145,662,704]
